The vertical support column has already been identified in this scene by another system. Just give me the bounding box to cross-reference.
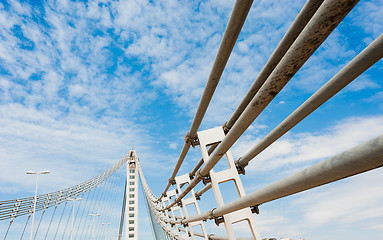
[126,150,139,240]
[197,126,261,239]
[174,174,208,239]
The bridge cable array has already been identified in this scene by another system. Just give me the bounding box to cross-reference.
[0,157,127,239]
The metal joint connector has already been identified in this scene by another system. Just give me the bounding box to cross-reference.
[208,208,216,220]
[195,194,200,200]
[194,170,204,181]
[169,179,176,186]
[184,132,199,148]
[202,175,211,185]
[250,205,260,214]
[235,158,246,175]
[222,122,230,134]
[214,216,224,226]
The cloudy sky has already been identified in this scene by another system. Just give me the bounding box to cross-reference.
[0,0,382,239]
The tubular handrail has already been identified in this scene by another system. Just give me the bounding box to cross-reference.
[158,0,255,201]
[164,0,359,210]
[173,135,383,225]
[236,33,383,171]
[186,0,327,181]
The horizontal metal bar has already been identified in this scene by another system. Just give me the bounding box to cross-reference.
[195,183,212,199]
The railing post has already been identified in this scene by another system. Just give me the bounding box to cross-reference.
[197,126,261,239]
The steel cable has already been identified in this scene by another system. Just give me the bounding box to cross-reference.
[19,215,30,240]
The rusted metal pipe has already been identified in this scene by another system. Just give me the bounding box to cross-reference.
[165,0,359,210]
[159,0,254,201]
[187,0,325,182]
[236,33,383,170]
[225,0,325,129]
[180,134,383,224]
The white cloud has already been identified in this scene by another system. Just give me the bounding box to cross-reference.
[168,142,178,150]
[295,169,383,226]
[352,1,383,38]
[0,103,149,192]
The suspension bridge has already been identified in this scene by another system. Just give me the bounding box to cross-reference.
[1,0,382,239]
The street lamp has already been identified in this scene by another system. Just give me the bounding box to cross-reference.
[102,223,111,240]
[26,170,50,240]
[67,197,82,240]
[89,213,101,240]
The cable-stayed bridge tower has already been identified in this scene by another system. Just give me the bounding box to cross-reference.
[126,150,139,240]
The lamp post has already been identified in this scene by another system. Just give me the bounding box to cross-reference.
[89,213,101,240]
[67,197,82,240]
[26,170,50,240]
[101,223,111,240]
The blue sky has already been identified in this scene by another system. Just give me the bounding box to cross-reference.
[0,0,382,239]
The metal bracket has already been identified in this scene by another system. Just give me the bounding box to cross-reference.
[251,205,260,214]
[202,175,211,185]
[235,158,246,175]
[214,216,224,226]
[222,122,230,134]
[188,172,194,180]
[169,179,176,186]
[184,132,200,148]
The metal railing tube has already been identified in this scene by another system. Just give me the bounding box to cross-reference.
[189,143,219,179]
[181,134,383,224]
[237,32,383,169]
[165,0,359,210]
[195,183,212,199]
[225,0,325,129]
[186,0,325,181]
[159,0,254,200]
